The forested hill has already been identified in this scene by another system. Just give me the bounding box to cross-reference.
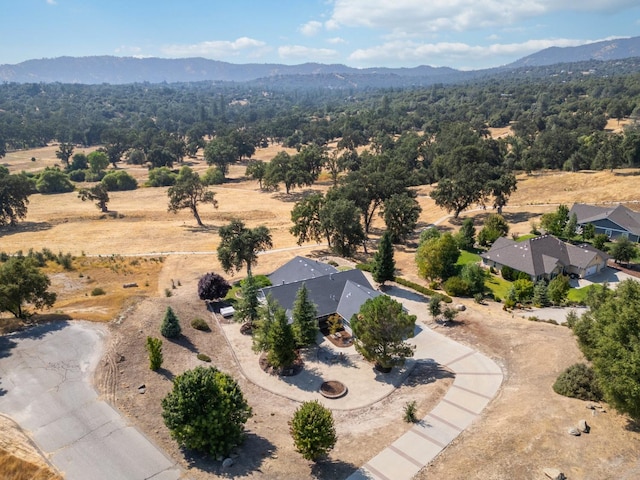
[0,36,638,85]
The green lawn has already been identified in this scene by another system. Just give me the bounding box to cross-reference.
[485,274,512,300]
[567,284,596,304]
[456,250,481,266]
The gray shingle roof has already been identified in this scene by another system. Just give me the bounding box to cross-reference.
[261,268,380,323]
[480,234,605,277]
[268,256,338,286]
[570,203,640,236]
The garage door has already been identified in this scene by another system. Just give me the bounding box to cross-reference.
[585,265,598,277]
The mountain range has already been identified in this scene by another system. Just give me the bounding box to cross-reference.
[1,36,639,86]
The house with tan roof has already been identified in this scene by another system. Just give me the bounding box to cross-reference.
[480,235,609,282]
[570,203,640,242]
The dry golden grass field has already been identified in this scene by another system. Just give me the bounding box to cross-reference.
[1,143,640,479]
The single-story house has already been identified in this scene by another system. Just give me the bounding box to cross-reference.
[480,235,609,282]
[570,203,640,242]
[260,256,381,333]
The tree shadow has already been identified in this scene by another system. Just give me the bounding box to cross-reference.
[385,284,430,303]
[0,335,17,359]
[272,188,323,203]
[170,334,199,354]
[156,367,175,381]
[311,457,359,479]
[624,418,640,432]
[404,360,455,387]
[501,211,540,224]
[281,364,326,392]
[183,223,219,233]
[181,431,276,478]
[614,171,640,177]
[372,359,414,386]
[0,221,52,237]
[10,319,69,341]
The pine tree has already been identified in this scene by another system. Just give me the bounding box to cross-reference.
[533,280,549,307]
[252,294,279,353]
[372,231,395,286]
[161,306,181,338]
[291,283,319,347]
[456,218,476,251]
[267,308,297,369]
[235,273,260,326]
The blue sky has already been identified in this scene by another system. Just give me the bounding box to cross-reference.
[1,0,639,70]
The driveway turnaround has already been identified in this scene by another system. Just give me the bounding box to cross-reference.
[0,321,181,480]
[347,291,503,480]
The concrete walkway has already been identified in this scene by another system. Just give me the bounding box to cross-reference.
[0,321,182,480]
[346,290,503,480]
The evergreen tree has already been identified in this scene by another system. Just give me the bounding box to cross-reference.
[456,218,476,251]
[291,284,319,347]
[548,275,570,305]
[267,308,297,369]
[160,306,181,338]
[146,337,163,371]
[252,294,280,353]
[290,400,337,461]
[371,231,396,286]
[235,273,261,326]
[533,280,550,307]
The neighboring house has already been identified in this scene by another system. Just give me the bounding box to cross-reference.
[480,235,609,282]
[570,203,640,242]
[260,256,381,333]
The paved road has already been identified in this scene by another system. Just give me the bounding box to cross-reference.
[347,288,503,480]
[0,321,181,480]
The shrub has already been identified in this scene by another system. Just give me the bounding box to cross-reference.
[162,366,252,457]
[443,276,471,297]
[327,314,343,334]
[90,287,106,296]
[403,400,418,423]
[290,400,337,461]
[68,169,86,182]
[102,171,138,191]
[146,336,163,370]
[57,252,74,270]
[84,170,106,182]
[146,167,177,187]
[164,288,172,297]
[191,317,211,331]
[239,274,271,289]
[198,272,231,301]
[553,363,602,401]
[36,168,74,194]
[201,166,225,185]
[355,263,372,272]
[160,306,181,338]
[197,353,211,362]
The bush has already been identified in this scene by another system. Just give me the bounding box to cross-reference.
[68,169,86,182]
[191,317,211,331]
[442,276,471,297]
[198,272,231,301]
[36,168,74,194]
[162,366,252,457]
[239,274,271,289]
[146,336,163,370]
[84,170,106,182]
[90,287,106,296]
[290,400,337,461]
[403,400,418,423]
[553,363,602,401]
[201,166,225,185]
[394,276,452,303]
[355,263,372,272]
[197,353,211,362]
[160,306,181,338]
[101,171,138,191]
[146,167,177,187]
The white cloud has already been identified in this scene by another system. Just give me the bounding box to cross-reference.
[115,45,143,55]
[348,37,589,67]
[46,0,57,5]
[278,45,339,61]
[300,20,323,36]
[327,37,347,44]
[161,37,269,59]
[329,0,638,34]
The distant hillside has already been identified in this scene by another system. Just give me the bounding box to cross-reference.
[507,36,640,68]
[0,55,458,85]
[1,36,639,86]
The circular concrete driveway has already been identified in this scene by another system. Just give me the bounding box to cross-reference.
[0,321,181,480]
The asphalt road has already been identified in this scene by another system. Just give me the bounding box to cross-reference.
[0,321,182,480]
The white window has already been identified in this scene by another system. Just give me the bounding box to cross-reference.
[605,229,612,237]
